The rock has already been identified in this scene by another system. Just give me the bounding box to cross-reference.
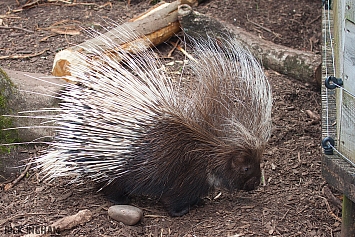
[108,205,143,226]
[1,68,66,142]
[0,68,19,147]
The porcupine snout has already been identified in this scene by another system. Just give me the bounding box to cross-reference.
[240,161,262,191]
[235,164,261,191]
[242,173,261,191]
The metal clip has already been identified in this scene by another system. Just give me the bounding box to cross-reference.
[322,0,332,10]
[324,76,343,89]
[322,137,335,155]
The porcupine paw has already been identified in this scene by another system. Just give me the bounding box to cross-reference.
[100,182,130,204]
[107,193,130,205]
[166,198,204,217]
[168,206,190,217]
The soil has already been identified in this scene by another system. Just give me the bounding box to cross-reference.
[0,0,340,236]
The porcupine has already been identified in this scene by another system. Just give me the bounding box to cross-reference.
[36,28,272,217]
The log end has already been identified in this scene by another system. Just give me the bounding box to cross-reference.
[52,49,79,78]
[52,59,71,77]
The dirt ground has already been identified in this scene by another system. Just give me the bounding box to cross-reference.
[0,0,341,236]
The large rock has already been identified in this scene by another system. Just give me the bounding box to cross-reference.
[1,68,66,142]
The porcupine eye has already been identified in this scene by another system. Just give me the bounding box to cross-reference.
[231,156,248,172]
[241,165,252,174]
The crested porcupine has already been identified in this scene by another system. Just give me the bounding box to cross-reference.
[36,28,272,217]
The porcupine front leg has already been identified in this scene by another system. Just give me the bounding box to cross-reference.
[163,197,203,217]
[100,179,130,205]
[162,181,209,217]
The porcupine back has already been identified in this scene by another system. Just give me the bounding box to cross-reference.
[36,29,272,216]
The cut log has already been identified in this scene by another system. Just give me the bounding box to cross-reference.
[178,4,322,87]
[52,0,182,77]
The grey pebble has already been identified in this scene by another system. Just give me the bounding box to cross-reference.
[108,205,143,225]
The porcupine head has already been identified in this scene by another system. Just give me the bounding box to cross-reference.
[36,27,272,217]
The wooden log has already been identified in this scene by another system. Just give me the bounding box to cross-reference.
[52,0,182,77]
[322,153,355,208]
[178,5,322,87]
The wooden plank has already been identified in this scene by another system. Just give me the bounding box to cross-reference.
[338,17,355,162]
[345,0,355,23]
[334,0,344,148]
[322,154,355,202]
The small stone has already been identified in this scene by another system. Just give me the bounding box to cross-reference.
[108,205,143,226]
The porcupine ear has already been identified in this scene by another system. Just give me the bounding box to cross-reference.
[230,149,248,166]
[228,147,260,169]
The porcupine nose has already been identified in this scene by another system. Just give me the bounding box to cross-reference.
[242,176,260,191]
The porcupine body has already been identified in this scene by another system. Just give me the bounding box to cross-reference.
[37,29,272,217]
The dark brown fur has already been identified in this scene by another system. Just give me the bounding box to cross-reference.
[102,116,263,217]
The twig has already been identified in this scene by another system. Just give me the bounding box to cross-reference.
[14,0,41,11]
[306,109,321,125]
[322,186,342,210]
[318,195,342,222]
[167,40,180,58]
[49,209,92,233]
[247,16,281,38]
[307,15,321,25]
[305,109,320,121]
[63,1,113,9]
[0,25,34,33]
[325,226,334,237]
[12,0,112,13]
[297,205,309,214]
[39,33,58,42]
[144,214,167,218]
[0,48,48,60]
[36,20,81,36]
[47,0,73,3]
[0,15,21,19]
[3,161,32,191]
[175,44,197,63]
[39,19,81,28]
[280,209,290,221]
